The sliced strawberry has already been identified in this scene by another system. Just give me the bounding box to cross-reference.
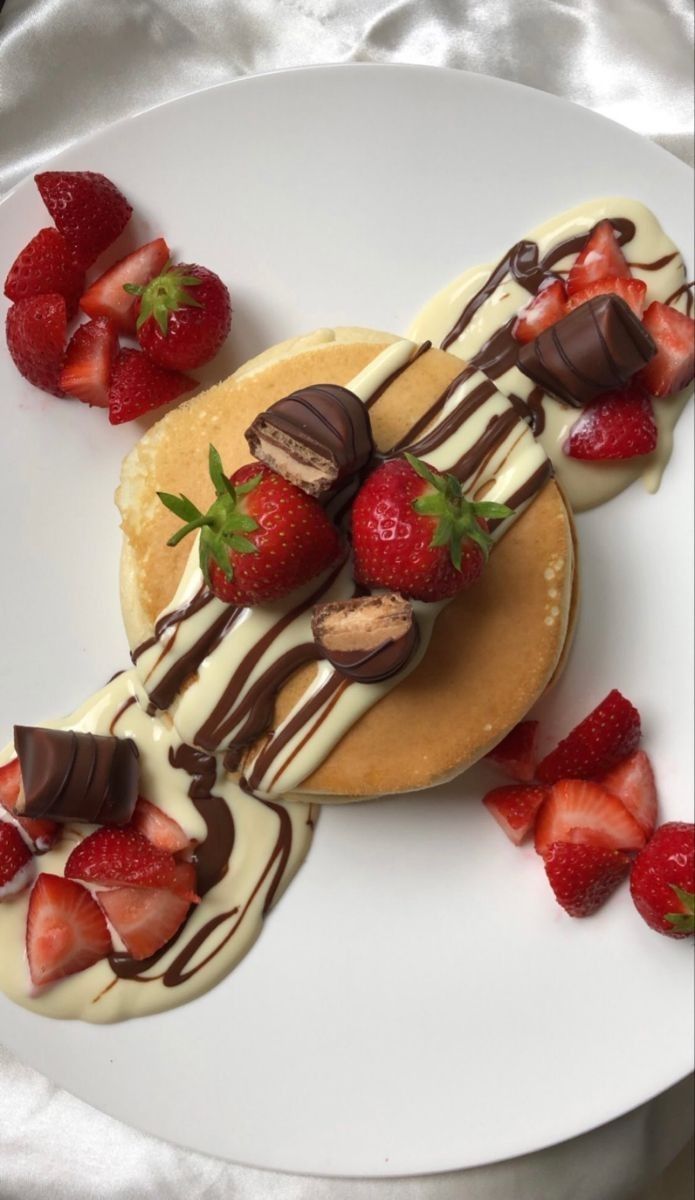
[567,220,631,296]
[512,280,567,344]
[35,171,132,268]
[636,302,695,398]
[536,690,641,784]
[566,275,647,320]
[543,841,631,917]
[485,720,539,782]
[564,387,657,461]
[129,798,191,855]
[59,317,119,408]
[5,293,67,396]
[108,349,195,425]
[0,758,59,853]
[80,238,170,334]
[4,228,85,317]
[600,750,657,839]
[535,780,646,857]
[483,784,548,846]
[65,826,193,895]
[26,874,112,985]
[97,863,196,960]
[0,822,34,900]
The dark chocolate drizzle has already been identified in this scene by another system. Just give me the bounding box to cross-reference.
[665,280,694,316]
[440,218,640,409]
[364,340,432,410]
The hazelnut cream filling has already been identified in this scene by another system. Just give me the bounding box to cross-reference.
[408,197,692,511]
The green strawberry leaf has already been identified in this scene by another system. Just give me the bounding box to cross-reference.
[157,445,261,584]
[665,885,695,933]
[405,452,514,571]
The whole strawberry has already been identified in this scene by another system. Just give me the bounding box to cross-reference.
[129,263,231,370]
[351,453,511,602]
[629,822,695,938]
[159,446,344,605]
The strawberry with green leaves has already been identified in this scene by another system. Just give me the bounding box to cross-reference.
[351,454,512,603]
[159,446,344,605]
[128,262,231,370]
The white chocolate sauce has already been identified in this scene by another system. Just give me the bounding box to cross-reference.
[408,197,693,511]
[0,339,549,1021]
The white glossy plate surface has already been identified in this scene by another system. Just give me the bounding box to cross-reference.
[0,65,693,1177]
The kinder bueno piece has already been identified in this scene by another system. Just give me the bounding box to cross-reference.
[311,593,418,683]
[14,727,139,826]
[517,295,656,407]
[245,384,374,498]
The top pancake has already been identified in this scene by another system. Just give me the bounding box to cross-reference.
[117,329,576,799]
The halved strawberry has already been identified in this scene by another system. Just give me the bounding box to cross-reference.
[65,826,194,896]
[59,317,119,407]
[0,822,34,900]
[5,293,67,396]
[564,387,657,461]
[483,784,548,846]
[80,238,170,334]
[129,798,191,855]
[4,228,85,317]
[485,720,539,782]
[97,863,196,961]
[534,779,646,857]
[35,171,132,268]
[0,758,59,853]
[567,220,631,295]
[567,276,647,320]
[108,349,195,425]
[600,750,657,839]
[636,302,695,398]
[512,280,567,344]
[543,841,631,917]
[536,690,641,783]
[26,874,112,985]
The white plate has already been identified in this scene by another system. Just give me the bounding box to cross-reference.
[0,65,693,1177]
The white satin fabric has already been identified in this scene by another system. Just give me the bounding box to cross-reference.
[0,1,693,1197]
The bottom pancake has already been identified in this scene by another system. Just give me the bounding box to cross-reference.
[117,329,576,800]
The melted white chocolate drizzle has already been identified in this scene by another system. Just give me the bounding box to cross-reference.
[0,338,550,1021]
[409,197,693,511]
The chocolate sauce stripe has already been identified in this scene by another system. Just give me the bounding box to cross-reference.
[108,695,136,735]
[147,604,242,712]
[133,582,214,662]
[388,364,477,454]
[364,340,432,410]
[399,377,498,460]
[245,672,347,793]
[194,561,346,750]
[265,677,349,795]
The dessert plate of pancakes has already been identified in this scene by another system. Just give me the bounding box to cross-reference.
[0,64,693,1175]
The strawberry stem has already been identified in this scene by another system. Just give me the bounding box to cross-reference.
[157,445,261,586]
[126,265,203,335]
[404,452,514,569]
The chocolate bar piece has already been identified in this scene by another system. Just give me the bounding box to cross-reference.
[517,294,656,407]
[245,384,374,496]
[14,726,139,826]
[312,593,418,683]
